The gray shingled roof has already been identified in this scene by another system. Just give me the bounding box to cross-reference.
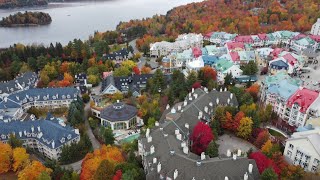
[0,113,79,149]
[100,101,137,122]
[0,72,37,95]
[140,88,259,180]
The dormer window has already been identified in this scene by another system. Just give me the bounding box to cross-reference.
[62,95,66,99]
[67,95,71,98]
[43,96,47,100]
[1,134,6,139]
[52,96,56,100]
[67,134,71,140]
[61,138,65,143]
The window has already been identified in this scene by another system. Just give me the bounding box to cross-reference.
[287,150,292,158]
[312,166,318,172]
[314,158,320,165]
[289,144,294,150]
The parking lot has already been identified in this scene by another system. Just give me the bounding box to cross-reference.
[299,64,320,91]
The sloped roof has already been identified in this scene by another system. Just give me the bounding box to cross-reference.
[0,72,37,95]
[287,88,319,113]
[267,79,299,101]
[100,101,137,122]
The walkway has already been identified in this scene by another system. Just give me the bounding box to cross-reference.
[265,125,289,138]
[217,134,257,156]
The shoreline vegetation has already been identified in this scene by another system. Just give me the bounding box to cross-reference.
[0,0,47,9]
[0,11,52,27]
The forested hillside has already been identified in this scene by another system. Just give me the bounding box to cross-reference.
[0,0,47,8]
[115,0,320,52]
[0,11,52,26]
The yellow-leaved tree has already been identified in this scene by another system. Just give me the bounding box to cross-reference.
[0,142,13,174]
[261,140,273,157]
[18,161,52,180]
[13,147,30,172]
[236,117,253,139]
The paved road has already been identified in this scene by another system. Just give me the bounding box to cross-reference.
[62,89,101,173]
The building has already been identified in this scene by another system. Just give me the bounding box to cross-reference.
[0,87,80,119]
[91,100,139,130]
[101,74,153,96]
[269,57,289,75]
[104,48,132,62]
[74,73,91,94]
[0,113,80,160]
[138,88,260,179]
[311,18,320,35]
[214,59,243,83]
[284,129,320,172]
[285,87,319,127]
[0,72,38,98]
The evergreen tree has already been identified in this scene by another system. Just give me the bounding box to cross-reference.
[260,168,278,180]
[206,141,219,158]
[8,133,23,148]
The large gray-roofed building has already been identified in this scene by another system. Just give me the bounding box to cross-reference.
[0,72,38,97]
[139,88,259,180]
[0,113,80,160]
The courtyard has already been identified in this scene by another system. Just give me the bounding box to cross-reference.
[217,133,257,156]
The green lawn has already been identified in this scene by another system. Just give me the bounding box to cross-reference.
[268,128,285,138]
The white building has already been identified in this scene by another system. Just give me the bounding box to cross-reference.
[284,129,320,172]
[311,18,320,35]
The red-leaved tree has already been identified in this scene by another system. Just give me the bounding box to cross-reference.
[192,82,201,89]
[249,152,280,176]
[112,170,122,180]
[190,121,214,155]
[133,66,141,75]
[254,130,270,149]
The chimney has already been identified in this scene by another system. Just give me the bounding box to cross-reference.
[176,133,182,141]
[196,160,201,167]
[199,111,203,117]
[146,128,150,137]
[178,105,182,111]
[194,94,198,99]
[37,126,41,132]
[184,100,187,106]
[225,177,229,180]
[24,130,27,136]
[230,93,233,99]
[153,157,157,164]
[237,149,242,156]
[117,99,120,103]
[201,152,206,160]
[16,96,19,101]
[181,141,186,148]
[185,123,189,129]
[19,131,22,137]
[175,129,180,135]
[248,164,253,174]
[204,106,208,113]
[31,126,34,133]
[220,88,222,92]
[174,169,178,180]
[227,149,231,157]
[192,88,194,93]
[171,108,176,114]
[209,102,213,107]
[189,96,193,101]
[183,146,189,154]
[157,162,161,173]
[166,104,170,110]
[227,98,230,104]
[216,98,220,105]
[170,150,175,155]
[155,121,159,127]
[52,140,55,149]
[224,87,227,91]
[244,172,248,180]
[150,145,155,154]
[233,154,237,160]
[147,136,152,143]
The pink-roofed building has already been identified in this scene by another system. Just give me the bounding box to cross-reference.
[192,47,202,58]
[234,35,254,44]
[257,33,268,41]
[225,42,245,52]
[102,71,113,79]
[309,35,320,43]
[285,87,320,127]
[292,34,307,40]
[229,51,240,63]
[282,53,298,66]
[204,32,213,41]
[271,48,283,58]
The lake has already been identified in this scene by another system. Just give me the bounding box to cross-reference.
[0,0,202,48]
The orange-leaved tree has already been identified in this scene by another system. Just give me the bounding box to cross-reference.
[13,147,30,172]
[17,161,52,180]
[0,142,13,174]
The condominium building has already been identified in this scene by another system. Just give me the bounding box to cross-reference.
[311,18,320,35]
[0,114,80,160]
[0,87,80,119]
[284,129,320,172]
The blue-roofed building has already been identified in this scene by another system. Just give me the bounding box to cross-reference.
[265,79,299,119]
[201,55,219,66]
[269,57,289,75]
[0,113,80,160]
[0,72,38,98]
[91,100,139,130]
[0,87,80,118]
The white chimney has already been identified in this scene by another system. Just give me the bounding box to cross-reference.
[16,96,19,101]
[153,157,157,164]
[192,88,194,93]
[147,136,152,143]
[31,126,34,133]
[220,88,222,92]
[178,105,182,111]
[227,98,230,104]
[233,154,237,160]
[117,100,120,103]
[204,87,208,92]
[216,98,220,105]
[194,94,198,99]
[201,152,206,160]
[171,108,176,114]
[181,141,186,148]
[75,129,80,135]
[209,102,213,107]
[204,106,208,113]
[37,126,41,132]
[146,128,150,137]
[244,172,248,180]
[157,162,161,173]
[248,164,253,174]
[52,140,55,149]
[175,129,180,135]
[184,100,187,106]
[176,133,182,141]
[196,160,201,167]
[227,149,231,157]
[174,169,178,180]
[150,145,155,154]
[185,123,189,129]
[225,177,229,180]
[155,121,159,127]
[24,130,27,136]
[237,149,242,156]
[224,87,227,92]
[189,96,193,101]
[199,111,203,117]
[230,93,233,99]
[183,146,189,154]
[166,104,170,110]
[19,131,22,137]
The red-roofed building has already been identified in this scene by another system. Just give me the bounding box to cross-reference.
[192,47,202,58]
[258,34,268,41]
[229,51,240,63]
[282,53,298,66]
[292,34,307,40]
[271,48,283,58]
[309,35,320,43]
[204,32,213,41]
[225,42,245,52]
[234,35,254,44]
[102,71,113,79]
[285,87,319,127]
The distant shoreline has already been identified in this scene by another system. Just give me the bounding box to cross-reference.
[0,23,49,27]
[0,11,52,27]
